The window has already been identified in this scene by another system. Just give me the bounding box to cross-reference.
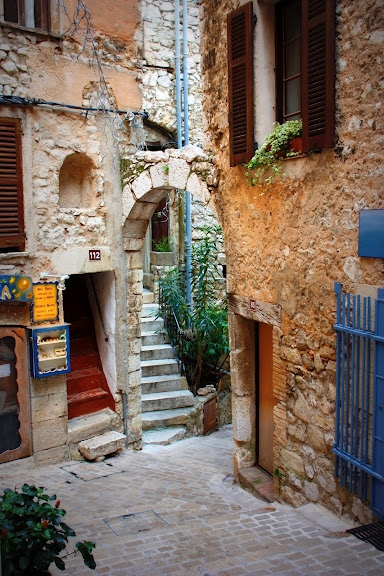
[0,118,25,252]
[276,0,302,123]
[227,0,335,164]
[3,0,50,32]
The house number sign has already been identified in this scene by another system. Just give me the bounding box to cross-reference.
[250,299,256,311]
[89,249,101,261]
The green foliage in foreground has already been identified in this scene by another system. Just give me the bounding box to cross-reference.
[0,484,96,575]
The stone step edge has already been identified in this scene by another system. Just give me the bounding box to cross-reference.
[142,390,194,402]
[142,426,187,446]
[141,358,179,367]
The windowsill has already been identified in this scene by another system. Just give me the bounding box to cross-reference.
[0,251,29,259]
[0,21,61,41]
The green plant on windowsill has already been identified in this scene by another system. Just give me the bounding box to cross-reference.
[0,484,96,575]
[153,236,172,252]
[245,119,302,192]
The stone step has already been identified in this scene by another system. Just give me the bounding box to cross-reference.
[142,426,186,445]
[141,331,170,346]
[78,430,126,461]
[141,344,175,361]
[143,288,155,305]
[142,405,196,430]
[141,358,179,377]
[141,302,160,319]
[142,390,194,412]
[68,408,119,445]
[140,316,164,333]
[141,374,188,394]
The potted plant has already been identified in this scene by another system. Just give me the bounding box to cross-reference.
[245,119,302,191]
[150,236,174,267]
[0,484,96,575]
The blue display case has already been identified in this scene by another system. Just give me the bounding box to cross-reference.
[30,324,71,378]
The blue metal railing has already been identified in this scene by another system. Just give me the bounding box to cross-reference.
[333,282,384,513]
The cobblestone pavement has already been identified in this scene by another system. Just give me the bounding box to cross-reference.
[1,426,383,576]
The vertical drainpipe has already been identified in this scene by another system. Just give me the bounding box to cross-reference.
[182,0,192,317]
[175,0,182,148]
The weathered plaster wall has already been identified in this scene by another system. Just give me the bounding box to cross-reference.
[200,0,384,522]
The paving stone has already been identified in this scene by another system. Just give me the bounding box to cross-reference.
[0,426,383,576]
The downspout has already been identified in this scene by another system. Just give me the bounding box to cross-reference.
[182,0,192,317]
[175,0,182,148]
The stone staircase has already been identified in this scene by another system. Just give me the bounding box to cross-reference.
[141,288,195,445]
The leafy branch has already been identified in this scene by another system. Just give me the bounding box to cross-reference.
[246,120,302,191]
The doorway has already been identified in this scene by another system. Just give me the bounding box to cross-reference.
[256,322,274,475]
[63,274,115,419]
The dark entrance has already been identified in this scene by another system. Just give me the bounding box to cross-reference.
[151,196,169,250]
[64,274,114,419]
[256,322,274,475]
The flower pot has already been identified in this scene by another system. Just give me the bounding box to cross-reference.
[150,251,174,266]
[290,136,302,154]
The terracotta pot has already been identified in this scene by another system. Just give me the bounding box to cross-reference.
[290,136,302,154]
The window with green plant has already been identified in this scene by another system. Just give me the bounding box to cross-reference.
[245,119,302,190]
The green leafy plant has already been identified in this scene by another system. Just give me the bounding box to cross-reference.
[246,119,302,190]
[159,226,229,393]
[0,484,96,575]
[153,236,172,252]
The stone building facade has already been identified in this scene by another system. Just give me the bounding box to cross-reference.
[0,0,219,466]
[199,0,384,522]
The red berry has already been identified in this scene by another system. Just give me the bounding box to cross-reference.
[41,520,48,529]
[55,500,60,508]
[1,528,7,538]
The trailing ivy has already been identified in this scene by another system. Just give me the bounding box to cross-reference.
[246,120,302,190]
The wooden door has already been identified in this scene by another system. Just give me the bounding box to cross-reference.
[0,327,31,463]
[257,323,274,475]
[151,197,169,250]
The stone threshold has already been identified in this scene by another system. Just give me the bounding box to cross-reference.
[238,465,274,503]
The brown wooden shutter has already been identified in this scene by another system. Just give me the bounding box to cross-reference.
[0,118,25,251]
[227,2,254,167]
[302,0,335,152]
[34,0,51,32]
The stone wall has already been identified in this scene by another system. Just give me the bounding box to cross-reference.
[200,0,384,523]
[141,0,203,146]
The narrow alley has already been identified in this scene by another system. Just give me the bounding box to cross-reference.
[1,426,383,576]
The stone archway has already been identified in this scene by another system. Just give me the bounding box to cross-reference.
[120,145,218,447]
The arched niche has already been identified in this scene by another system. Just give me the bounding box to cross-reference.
[59,153,96,209]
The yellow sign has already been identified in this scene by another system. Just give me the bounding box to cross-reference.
[32,283,59,323]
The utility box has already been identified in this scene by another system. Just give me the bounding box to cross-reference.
[30,324,70,378]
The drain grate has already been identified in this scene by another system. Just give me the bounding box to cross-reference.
[347,521,384,551]
[104,510,167,536]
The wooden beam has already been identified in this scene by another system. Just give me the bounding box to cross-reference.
[228,294,281,326]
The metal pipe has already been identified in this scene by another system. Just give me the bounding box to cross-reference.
[175,0,182,148]
[182,0,189,146]
[123,392,128,448]
[182,0,192,318]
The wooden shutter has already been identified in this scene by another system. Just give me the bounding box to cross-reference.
[34,0,51,32]
[0,118,25,251]
[302,0,335,152]
[227,2,254,166]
